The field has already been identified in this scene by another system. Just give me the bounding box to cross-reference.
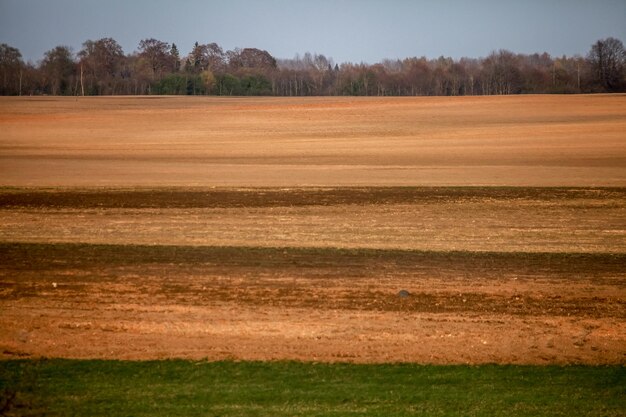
[1,188,625,364]
[1,95,625,187]
[0,95,625,414]
[2,360,624,416]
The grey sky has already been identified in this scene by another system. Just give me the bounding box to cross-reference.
[1,0,625,64]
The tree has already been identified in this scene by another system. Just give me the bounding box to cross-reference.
[0,43,23,95]
[40,46,75,95]
[170,43,180,72]
[229,48,276,70]
[587,37,625,92]
[187,42,225,73]
[4,36,626,97]
[200,70,216,93]
[519,53,552,93]
[126,54,152,94]
[481,50,522,95]
[154,73,187,94]
[18,63,39,95]
[403,57,431,95]
[240,74,272,95]
[78,38,125,94]
[216,73,240,95]
[137,38,174,80]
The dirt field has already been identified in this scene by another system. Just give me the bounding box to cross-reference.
[1,95,625,186]
[1,241,625,364]
[1,188,624,364]
[0,96,625,364]
[1,188,624,252]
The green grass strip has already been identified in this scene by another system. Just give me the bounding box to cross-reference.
[1,360,624,416]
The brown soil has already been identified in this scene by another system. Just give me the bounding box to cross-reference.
[0,243,624,364]
[0,95,624,364]
[1,188,624,253]
[1,95,625,187]
[1,187,625,364]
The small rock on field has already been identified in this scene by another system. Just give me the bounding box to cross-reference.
[18,330,29,343]
[398,290,410,298]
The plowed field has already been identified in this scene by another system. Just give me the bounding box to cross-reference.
[0,96,624,364]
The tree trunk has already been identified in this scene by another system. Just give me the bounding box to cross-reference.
[80,64,85,96]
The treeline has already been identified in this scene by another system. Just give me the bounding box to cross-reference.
[1,37,624,96]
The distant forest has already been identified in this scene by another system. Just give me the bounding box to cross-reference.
[1,37,625,96]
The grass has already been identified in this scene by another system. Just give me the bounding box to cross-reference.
[1,360,624,416]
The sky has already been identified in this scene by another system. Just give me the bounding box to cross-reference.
[1,0,625,64]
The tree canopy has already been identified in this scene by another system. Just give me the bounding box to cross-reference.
[1,37,624,96]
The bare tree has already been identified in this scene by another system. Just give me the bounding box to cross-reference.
[187,42,225,73]
[78,38,125,94]
[2,36,625,97]
[481,50,522,95]
[138,38,174,81]
[229,48,276,70]
[587,37,625,92]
